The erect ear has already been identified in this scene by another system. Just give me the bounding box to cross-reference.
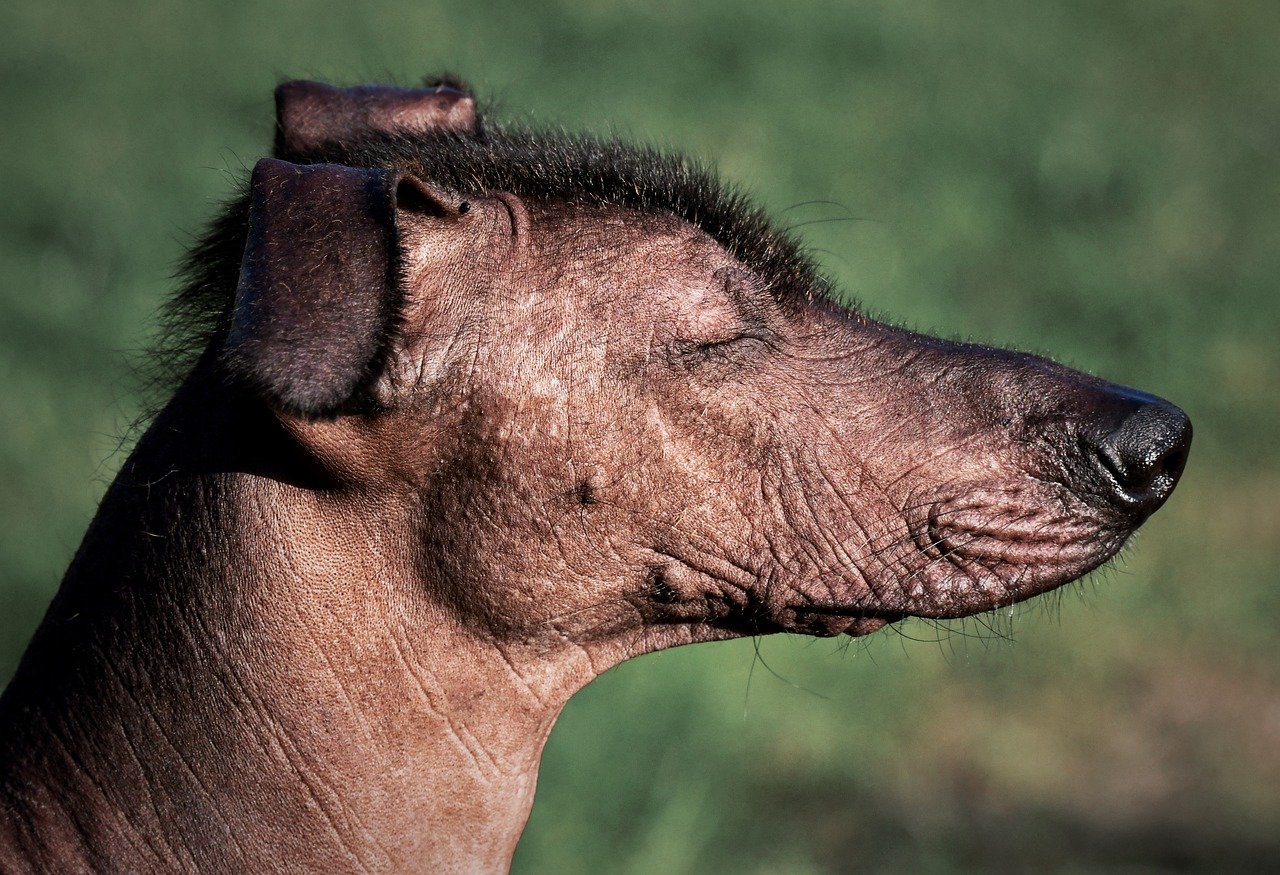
[274,79,479,158]
[224,157,459,417]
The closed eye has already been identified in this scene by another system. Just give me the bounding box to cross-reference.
[668,267,781,370]
[681,326,777,368]
[695,327,774,354]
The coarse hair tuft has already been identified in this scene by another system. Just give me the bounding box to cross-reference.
[154,116,830,396]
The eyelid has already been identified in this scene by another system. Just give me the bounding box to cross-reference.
[663,267,780,368]
[682,325,778,370]
[698,324,775,350]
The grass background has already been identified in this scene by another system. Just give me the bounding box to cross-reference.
[3,1,1278,870]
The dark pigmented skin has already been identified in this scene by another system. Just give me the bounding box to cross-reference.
[0,79,1191,873]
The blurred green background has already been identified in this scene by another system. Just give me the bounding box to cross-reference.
[3,1,1278,871]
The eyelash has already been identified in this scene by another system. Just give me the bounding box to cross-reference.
[682,327,776,366]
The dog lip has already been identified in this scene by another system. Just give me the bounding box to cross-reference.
[798,605,907,619]
[791,605,909,636]
[843,616,895,636]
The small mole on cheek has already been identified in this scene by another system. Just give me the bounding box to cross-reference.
[576,479,597,506]
[648,566,678,604]
[458,200,471,215]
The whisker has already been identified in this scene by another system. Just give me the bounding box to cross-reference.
[780,199,854,215]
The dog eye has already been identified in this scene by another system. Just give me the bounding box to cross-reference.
[680,327,777,368]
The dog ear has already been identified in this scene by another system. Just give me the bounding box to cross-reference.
[274,80,479,158]
[224,157,459,417]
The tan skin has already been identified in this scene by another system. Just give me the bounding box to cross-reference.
[0,83,1188,872]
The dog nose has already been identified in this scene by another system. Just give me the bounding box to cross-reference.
[1084,392,1192,519]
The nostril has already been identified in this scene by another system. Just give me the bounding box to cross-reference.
[1087,399,1192,516]
[1094,441,1130,488]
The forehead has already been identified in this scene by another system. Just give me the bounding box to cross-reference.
[521,203,737,284]
[475,204,746,348]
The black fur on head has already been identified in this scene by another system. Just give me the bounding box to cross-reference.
[154,91,831,402]
[306,127,829,303]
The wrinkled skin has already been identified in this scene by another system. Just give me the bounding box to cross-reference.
[389,203,1155,656]
[0,81,1189,873]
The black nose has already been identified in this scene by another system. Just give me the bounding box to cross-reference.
[1083,392,1192,519]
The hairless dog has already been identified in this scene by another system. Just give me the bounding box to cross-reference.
[0,79,1190,872]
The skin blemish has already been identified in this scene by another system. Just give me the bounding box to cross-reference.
[575,479,596,506]
[457,200,471,215]
[648,566,678,604]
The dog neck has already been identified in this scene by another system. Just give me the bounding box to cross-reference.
[0,380,596,873]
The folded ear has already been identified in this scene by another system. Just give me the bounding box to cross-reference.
[275,79,479,158]
[224,157,456,417]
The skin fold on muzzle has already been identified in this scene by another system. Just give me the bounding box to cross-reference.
[662,315,1192,638]
[0,78,1191,873]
